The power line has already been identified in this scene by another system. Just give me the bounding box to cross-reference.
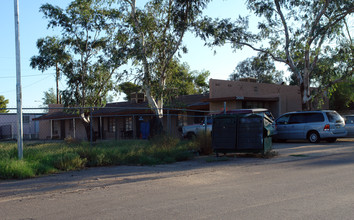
[0,73,53,79]
[0,75,52,94]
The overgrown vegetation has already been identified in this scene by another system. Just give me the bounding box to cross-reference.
[0,136,198,180]
[193,131,213,155]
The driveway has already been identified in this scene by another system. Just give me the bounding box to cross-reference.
[272,138,354,159]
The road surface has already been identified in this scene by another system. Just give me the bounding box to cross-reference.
[1,138,354,219]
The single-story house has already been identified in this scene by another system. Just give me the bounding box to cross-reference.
[0,113,44,140]
[208,78,329,118]
[34,93,210,140]
[34,78,328,141]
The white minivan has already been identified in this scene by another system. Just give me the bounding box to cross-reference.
[273,110,347,143]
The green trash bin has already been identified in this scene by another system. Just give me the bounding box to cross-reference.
[236,113,273,154]
[212,112,273,155]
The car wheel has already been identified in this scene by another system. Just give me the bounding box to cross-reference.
[326,138,337,143]
[308,131,320,143]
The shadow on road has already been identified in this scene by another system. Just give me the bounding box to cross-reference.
[1,139,353,200]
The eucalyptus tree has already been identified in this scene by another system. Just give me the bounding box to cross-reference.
[113,0,210,124]
[229,54,284,84]
[30,37,71,104]
[197,0,353,110]
[39,0,129,139]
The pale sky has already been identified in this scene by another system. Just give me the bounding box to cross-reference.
[0,0,263,108]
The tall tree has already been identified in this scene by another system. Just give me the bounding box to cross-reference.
[196,0,354,110]
[229,54,284,83]
[39,0,129,139]
[0,95,9,113]
[30,36,71,104]
[114,0,210,126]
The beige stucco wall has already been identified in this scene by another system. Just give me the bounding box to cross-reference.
[209,79,304,117]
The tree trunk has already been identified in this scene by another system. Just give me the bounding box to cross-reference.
[80,112,93,141]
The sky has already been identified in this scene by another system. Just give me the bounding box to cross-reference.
[0,0,262,108]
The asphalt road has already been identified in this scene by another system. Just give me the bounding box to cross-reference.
[1,138,354,220]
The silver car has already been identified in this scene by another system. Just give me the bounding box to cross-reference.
[343,115,354,137]
[273,110,347,143]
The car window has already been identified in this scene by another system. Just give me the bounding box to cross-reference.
[326,112,344,123]
[288,114,306,124]
[276,115,290,124]
[306,113,325,123]
[345,116,354,124]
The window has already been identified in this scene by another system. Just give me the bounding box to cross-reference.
[326,112,344,123]
[242,101,265,109]
[108,118,116,132]
[345,116,354,124]
[276,115,290,124]
[23,115,30,124]
[306,113,324,123]
[289,114,306,124]
[125,117,132,131]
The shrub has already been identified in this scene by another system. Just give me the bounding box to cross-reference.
[52,152,86,171]
[194,131,213,155]
[0,159,35,179]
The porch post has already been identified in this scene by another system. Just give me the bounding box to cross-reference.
[167,110,170,135]
[73,118,76,139]
[50,119,53,139]
[100,117,103,140]
[133,115,136,139]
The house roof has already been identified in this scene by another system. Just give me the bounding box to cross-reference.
[34,93,210,121]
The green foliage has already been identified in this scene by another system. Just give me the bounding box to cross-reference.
[0,95,9,113]
[118,82,142,101]
[230,54,284,83]
[116,0,211,117]
[39,0,129,109]
[196,0,353,109]
[119,60,210,104]
[30,36,71,104]
[329,80,354,111]
[193,131,213,155]
[52,152,86,171]
[0,160,36,179]
[42,88,57,106]
[0,137,196,180]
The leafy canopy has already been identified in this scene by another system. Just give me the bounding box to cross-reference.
[40,0,129,109]
[230,54,284,83]
[196,0,353,109]
[0,95,9,113]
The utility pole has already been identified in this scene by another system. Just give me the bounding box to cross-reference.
[14,0,23,159]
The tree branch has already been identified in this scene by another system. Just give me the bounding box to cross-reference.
[274,0,302,83]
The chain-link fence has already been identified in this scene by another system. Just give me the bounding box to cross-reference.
[0,106,214,144]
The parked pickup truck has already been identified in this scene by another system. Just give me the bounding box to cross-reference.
[182,118,212,139]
